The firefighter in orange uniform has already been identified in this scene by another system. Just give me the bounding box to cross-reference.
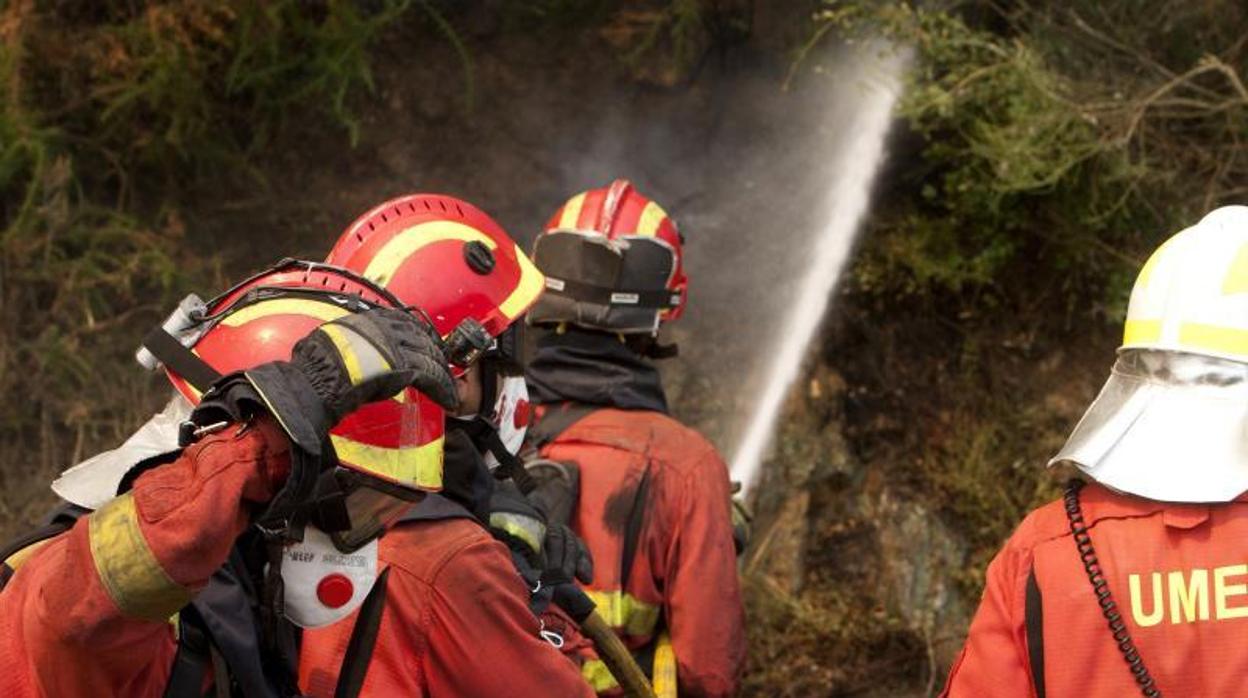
[1,195,594,696]
[525,180,746,697]
[0,262,460,697]
[299,194,596,697]
[943,206,1248,698]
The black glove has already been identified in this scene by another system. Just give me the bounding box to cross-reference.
[542,522,593,586]
[196,308,459,456]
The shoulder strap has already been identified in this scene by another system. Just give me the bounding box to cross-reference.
[619,463,652,593]
[162,608,213,698]
[334,567,392,698]
[526,402,598,452]
[0,503,87,590]
[1024,567,1045,698]
[396,494,477,525]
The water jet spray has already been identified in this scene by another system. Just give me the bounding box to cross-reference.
[731,46,908,499]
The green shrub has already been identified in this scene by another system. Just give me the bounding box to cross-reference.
[0,0,436,529]
[816,1,1248,324]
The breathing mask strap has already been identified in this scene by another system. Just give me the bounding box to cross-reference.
[486,428,536,494]
[478,359,500,422]
[253,444,331,668]
[448,417,536,495]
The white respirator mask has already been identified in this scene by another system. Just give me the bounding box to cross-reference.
[483,375,531,470]
[279,526,380,628]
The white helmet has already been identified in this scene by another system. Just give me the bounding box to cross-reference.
[1051,205,1248,502]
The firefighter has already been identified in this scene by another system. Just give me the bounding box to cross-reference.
[942,205,1248,697]
[0,261,459,697]
[296,194,596,697]
[524,180,746,697]
[2,196,592,696]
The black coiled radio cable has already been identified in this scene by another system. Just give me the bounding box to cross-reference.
[1063,479,1162,697]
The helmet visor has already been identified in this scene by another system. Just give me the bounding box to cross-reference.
[329,387,445,492]
[1050,349,1248,502]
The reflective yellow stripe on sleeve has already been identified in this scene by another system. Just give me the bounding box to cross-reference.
[488,512,546,553]
[584,589,662,638]
[88,493,192,621]
[581,659,620,693]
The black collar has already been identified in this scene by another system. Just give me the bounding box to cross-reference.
[525,328,668,413]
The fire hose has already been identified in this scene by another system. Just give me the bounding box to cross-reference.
[555,585,657,698]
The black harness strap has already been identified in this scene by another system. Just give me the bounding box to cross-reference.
[162,612,212,698]
[619,464,651,592]
[526,402,597,453]
[1025,567,1046,698]
[0,523,70,591]
[143,326,222,391]
[527,402,651,606]
[0,504,86,591]
[334,567,392,698]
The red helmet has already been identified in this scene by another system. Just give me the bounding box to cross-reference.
[527,179,688,334]
[162,260,445,493]
[326,194,545,370]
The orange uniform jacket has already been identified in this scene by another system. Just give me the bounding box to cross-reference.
[1,416,592,697]
[0,417,291,697]
[539,408,746,697]
[299,516,595,697]
[943,482,1248,697]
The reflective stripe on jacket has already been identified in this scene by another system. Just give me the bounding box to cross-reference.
[540,408,745,697]
[0,417,291,697]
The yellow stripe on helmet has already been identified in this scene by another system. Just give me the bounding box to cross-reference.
[635,200,669,237]
[558,193,587,230]
[583,589,662,638]
[498,244,545,320]
[330,434,444,491]
[1179,322,1248,358]
[365,221,545,324]
[1122,319,1163,346]
[1134,235,1176,290]
[364,221,499,287]
[220,298,351,328]
[89,493,193,621]
[1222,242,1248,295]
